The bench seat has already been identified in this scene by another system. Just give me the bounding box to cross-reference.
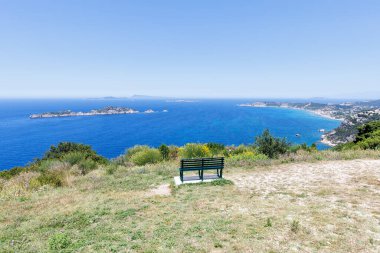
[179,157,224,182]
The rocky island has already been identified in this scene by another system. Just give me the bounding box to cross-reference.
[30,106,157,119]
[239,100,380,146]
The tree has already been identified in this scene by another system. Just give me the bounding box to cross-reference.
[254,129,290,158]
[43,142,107,164]
[158,144,170,160]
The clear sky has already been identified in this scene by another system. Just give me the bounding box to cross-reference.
[0,0,379,99]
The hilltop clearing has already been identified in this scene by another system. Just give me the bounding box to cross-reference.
[1,158,379,252]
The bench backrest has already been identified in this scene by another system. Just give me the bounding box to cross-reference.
[180,157,224,169]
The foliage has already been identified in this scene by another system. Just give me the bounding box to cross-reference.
[125,145,151,159]
[291,220,300,233]
[228,145,255,156]
[289,143,317,153]
[265,218,273,227]
[0,166,35,180]
[48,233,71,250]
[130,148,163,166]
[33,173,62,188]
[105,163,118,175]
[335,121,380,150]
[31,170,65,188]
[206,143,225,156]
[180,143,211,158]
[254,129,290,158]
[62,151,88,165]
[78,159,98,175]
[228,151,268,162]
[158,144,170,160]
[43,142,107,164]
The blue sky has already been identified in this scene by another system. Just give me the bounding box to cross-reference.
[0,0,379,99]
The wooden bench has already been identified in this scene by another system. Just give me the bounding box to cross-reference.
[179,157,224,182]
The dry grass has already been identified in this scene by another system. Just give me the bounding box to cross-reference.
[0,153,380,252]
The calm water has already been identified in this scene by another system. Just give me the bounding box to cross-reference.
[0,99,340,170]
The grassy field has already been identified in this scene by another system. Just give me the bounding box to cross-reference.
[1,150,380,252]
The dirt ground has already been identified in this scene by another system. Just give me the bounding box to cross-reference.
[226,159,380,252]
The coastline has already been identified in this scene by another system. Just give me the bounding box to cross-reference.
[238,103,343,147]
[320,134,336,147]
[238,104,344,121]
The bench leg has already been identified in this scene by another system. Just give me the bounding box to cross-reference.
[198,170,201,179]
[219,169,223,178]
[201,170,204,181]
[180,171,183,182]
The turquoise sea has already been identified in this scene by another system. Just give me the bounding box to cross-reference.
[0,99,340,170]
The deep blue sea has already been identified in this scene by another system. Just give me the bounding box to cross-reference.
[0,99,341,170]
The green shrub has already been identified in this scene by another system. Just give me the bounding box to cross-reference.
[206,143,225,156]
[0,166,35,180]
[105,163,118,175]
[62,152,87,165]
[180,143,211,158]
[265,218,273,227]
[229,145,255,155]
[32,171,64,188]
[158,144,170,160]
[335,121,380,150]
[255,129,290,158]
[289,143,317,153]
[43,142,107,164]
[228,151,268,162]
[111,155,127,166]
[291,220,300,233]
[125,145,151,159]
[48,233,71,250]
[130,148,163,166]
[78,159,97,175]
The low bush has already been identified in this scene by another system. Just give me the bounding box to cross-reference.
[289,143,317,153]
[0,171,40,197]
[180,143,211,158]
[130,148,163,166]
[335,121,380,150]
[0,166,34,180]
[255,129,290,158]
[78,159,97,175]
[125,145,151,159]
[158,144,170,160]
[291,220,300,233]
[32,172,63,188]
[206,143,225,156]
[62,152,87,165]
[228,151,268,162]
[105,163,118,175]
[43,142,108,164]
[30,165,70,188]
[228,145,255,156]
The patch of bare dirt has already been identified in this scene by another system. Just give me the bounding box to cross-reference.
[147,184,171,196]
[227,159,380,198]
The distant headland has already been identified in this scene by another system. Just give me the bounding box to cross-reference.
[238,100,380,146]
[29,106,165,119]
